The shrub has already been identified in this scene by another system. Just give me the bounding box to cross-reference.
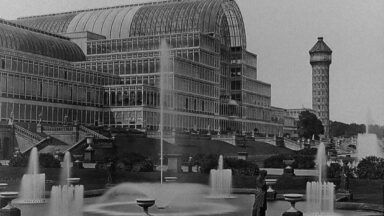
[39,153,61,168]
[264,150,316,169]
[263,154,291,168]
[357,156,384,179]
[224,158,259,176]
[192,154,219,174]
[9,153,28,167]
[292,155,315,169]
[117,152,154,172]
[9,153,60,168]
[131,159,154,172]
[296,148,317,156]
[327,163,342,178]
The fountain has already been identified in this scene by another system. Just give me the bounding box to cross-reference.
[12,147,48,216]
[305,142,336,215]
[356,127,383,160]
[60,152,71,185]
[48,151,84,216]
[208,155,233,198]
[48,184,84,216]
[60,152,80,185]
[316,142,327,182]
[84,183,237,216]
[159,39,171,184]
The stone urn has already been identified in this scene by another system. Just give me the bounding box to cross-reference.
[283,159,295,176]
[136,199,155,215]
[0,192,21,216]
[282,194,303,216]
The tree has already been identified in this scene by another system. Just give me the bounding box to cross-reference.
[297,111,324,139]
[357,156,384,179]
[330,121,365,138]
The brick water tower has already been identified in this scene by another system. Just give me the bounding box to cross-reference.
[309,37,332,138]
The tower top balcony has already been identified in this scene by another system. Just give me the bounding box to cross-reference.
[310,37,332,64]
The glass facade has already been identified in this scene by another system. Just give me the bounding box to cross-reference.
[6,0,282,135]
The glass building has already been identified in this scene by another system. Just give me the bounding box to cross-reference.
[1,0,283,135]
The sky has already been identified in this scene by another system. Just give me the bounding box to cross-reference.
[0,0,383,125]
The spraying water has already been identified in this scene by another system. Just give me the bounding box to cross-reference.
[316,142,327,182]
[19,147,46,201]
[159,39,171,184]
[209,155,233,198]
[356,123,383,160]
[48,185,84,216]
[60,152,72,185]
[26,147,39,175]
[306,142,335,214]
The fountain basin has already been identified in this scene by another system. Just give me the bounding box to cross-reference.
[284,194,304,202]
[12,199,48,216]
[84,200,237,216]
[67,177,81,185]
[0,192,18,199]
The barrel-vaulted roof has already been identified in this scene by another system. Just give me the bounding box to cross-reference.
[15,0,247,48]
[0,19,85,61]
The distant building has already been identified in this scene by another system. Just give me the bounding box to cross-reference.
[271,107,296,137]
[309,37,332,138]
[286,108,319,120]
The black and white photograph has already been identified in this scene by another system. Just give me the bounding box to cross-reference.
[0,0,383,215]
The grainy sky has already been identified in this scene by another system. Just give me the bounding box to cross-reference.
[1,0,383,125]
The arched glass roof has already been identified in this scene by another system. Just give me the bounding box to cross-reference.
[16,13,77,34]
[0,20,85,61]
[15,0,247,48]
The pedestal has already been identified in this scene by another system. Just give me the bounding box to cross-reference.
[267,190,277,201]
[0,192,20,216]
[265,179,277,201]
[0,207,21,216]
[283,166,295,176]
[166,154,182,173]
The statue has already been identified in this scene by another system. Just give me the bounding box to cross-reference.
[63,114,68,125]
[339,162,350,192]
[38,112,43,125]
[336,160,353,201]
[8,111,14,125]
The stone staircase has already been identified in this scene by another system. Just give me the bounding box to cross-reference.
[13,124,50,153]
[13,123,111,155]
